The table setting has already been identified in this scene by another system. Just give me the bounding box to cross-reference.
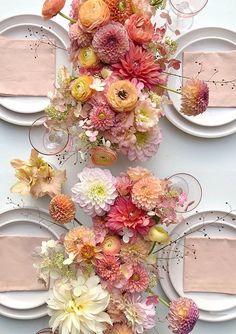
[0,1,236,334]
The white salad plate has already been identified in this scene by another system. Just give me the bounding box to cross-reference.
[158,210,236,322]
[0,207,64,320]
[165,27,236,138]
[0,14,70,125]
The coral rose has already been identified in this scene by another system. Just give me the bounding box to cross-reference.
[106,80,138,112]
[71,76,93,102]
[42,0,66,20]
[78,0,110,32]
[126,14,154,44]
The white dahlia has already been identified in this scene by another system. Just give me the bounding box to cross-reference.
[48,275,112,334]
[71,168,118,216]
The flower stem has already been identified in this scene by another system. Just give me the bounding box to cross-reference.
[158,295,170,308]
[158,84,182,95]
[59,12,76,23]
[148,241,157,255]
[74,217,83,226]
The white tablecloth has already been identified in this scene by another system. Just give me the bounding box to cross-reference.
[0,0,236,333]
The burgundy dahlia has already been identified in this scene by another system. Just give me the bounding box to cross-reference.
[92,21,129,64]
[167,297,199,334]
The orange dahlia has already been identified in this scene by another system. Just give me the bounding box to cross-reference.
[64,226,100,263]
[113,43,162,89]
[104,0,134,23]
[180,79,209,116]
[49,194,76,224]
[131,176,164,211]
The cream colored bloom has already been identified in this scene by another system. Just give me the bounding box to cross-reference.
[48,275,111,334]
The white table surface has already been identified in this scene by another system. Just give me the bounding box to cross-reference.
[0,0,236,333]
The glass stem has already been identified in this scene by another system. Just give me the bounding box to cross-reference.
[158,84,182,95]
[59,12,76,23]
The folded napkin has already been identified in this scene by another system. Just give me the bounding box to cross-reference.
[183,50,236,107]
[184,236,236,294]
[0,37,55,96]
[0,235,49,292]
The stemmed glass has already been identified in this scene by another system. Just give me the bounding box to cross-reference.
[168,173,202,212]
[29,116,69,156]
[167,0,208,33]
[36,329,58,334]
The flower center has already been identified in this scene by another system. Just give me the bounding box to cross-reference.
[81,244,96,260]
[118,0,126,12]
[98,112,106,120]
[88,182,107,200]
[131,273,140,281]
[118,89,128,100]
[135,132,148,145]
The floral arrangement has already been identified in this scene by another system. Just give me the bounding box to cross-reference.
[40,0,209,166]
[10,149,66,198]
[35,166,199,334]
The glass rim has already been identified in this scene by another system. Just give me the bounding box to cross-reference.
[170,0,208,16]
[28,115,70,156]
[167,172,203,213]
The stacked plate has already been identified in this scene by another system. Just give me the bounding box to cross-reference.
[0,207,65,320]
[158,210,236,322]
[165,27,236,138]
[0,14,70,126]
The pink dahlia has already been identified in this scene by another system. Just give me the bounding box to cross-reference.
[69,22,92,48]
[180,79,209,116]
[115,175,133,196]
[125,265,149,293]
[107,196,153,235]
[167,297,199,334]
[92,215,108,243]
[92,22,129,64]
[96,255,120,281]
[124,294,156,333]
[120,237,150,264]
[89,105,115,130]
[125,126,162,162]
[112,43,162,89]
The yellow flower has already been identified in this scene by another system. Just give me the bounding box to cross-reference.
[71,76,93,102]
[78,47,99,68]
[106,80,138,112]
[78,0,110,32]
[11,166,37,196]
[148,226,170,244]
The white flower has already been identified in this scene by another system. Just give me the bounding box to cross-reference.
[85,130,98,142]
[48,274,112,334]
[134,99,160,132]
[74,102,82,117]
[90,78,106,92]
[119,228,134,243]
[72,168,118,217]
[40,240,57,255]
[102,137,111,148]
[63,253,76,265]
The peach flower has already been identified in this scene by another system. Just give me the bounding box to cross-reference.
[78,0,110,32]
[71,76,93,102]
[42,0,66,20]
[90,146,118,166]
[106,80,138,112]
[126,14,154,44]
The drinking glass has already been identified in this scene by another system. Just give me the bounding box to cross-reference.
[168,0,208,33]
[29,116,69,156]
[168,172,202,212]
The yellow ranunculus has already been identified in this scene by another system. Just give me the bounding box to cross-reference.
[71,76,93,102]
[106,80,138,112]
[78,47,99,68]
[148,226,170,244]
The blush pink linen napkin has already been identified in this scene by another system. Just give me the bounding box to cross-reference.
[0,37,55,96]
[183,51,236,107]
[184,236,236,294]
[0,235,49,292]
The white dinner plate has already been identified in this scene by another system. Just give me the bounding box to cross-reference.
[0,207,64,319]
[158,210,236,322]
[165,27,236,138]
[168,36,236,127]
[0,14,70,121]
[168,220,236,313]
